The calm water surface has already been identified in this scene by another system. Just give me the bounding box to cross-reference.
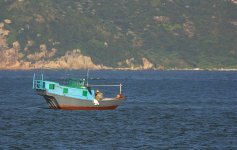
[0,70,237,149]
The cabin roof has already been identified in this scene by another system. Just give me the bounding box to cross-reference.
[66,78,86,88]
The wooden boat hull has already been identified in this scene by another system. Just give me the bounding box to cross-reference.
[37,90,124,110]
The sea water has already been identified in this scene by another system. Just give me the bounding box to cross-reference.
[0,70,237,149]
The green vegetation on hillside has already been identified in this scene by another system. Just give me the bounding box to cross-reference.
[0,0,236,69]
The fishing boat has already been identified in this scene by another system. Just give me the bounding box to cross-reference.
[32,74,125,110]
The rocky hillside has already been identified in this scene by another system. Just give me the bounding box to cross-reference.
[0,0,236,70]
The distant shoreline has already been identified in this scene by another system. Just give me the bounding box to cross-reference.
[0,68,237,71]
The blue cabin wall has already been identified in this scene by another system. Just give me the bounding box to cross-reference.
[44,81,95,101]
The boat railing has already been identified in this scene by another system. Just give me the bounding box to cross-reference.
[32,73,45,90]
[89,84,123,95]
[66,78,86,88]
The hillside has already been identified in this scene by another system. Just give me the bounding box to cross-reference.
[0,0,236,70]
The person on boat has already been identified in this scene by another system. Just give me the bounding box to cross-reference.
[95,90,103,100]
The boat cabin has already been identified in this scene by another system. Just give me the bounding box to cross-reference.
[33,76,95,101]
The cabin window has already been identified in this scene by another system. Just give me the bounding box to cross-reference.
[63,88,68,94]
[49,84,55,89]
[82,91,88,97]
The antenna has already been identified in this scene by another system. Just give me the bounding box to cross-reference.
[86,69,89,86]
[33,73,35,89]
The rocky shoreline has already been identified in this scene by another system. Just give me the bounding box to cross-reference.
[1,20,236,72]
[0,67,237,71]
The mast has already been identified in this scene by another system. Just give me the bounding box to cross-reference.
[86,69,89,86]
